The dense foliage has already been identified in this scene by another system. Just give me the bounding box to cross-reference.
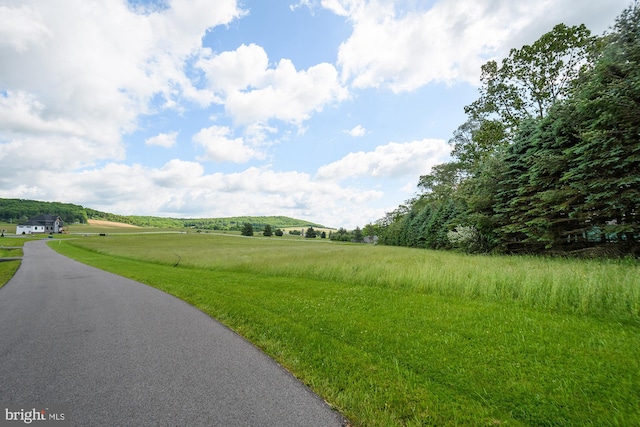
[328,226,369,243]
[377,4,639,257]
[0,198,88,224]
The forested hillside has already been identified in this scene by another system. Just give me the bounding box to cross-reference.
[0,199,89,224]
[376,4,639,256]
[0,199,324,231]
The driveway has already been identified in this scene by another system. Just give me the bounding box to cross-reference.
[0,240,346,426]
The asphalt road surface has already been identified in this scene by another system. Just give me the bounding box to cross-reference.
[0,240,346,426]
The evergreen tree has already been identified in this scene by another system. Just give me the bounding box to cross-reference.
[377,4,638,256]
[305,227,317,238]
[241,223,254,236]
[522,108,585,250]
[562,3,640,252]
[456,154,504,251]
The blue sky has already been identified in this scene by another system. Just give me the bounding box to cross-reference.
[0,0,630,228]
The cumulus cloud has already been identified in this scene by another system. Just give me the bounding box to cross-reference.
[0,4,51,52]
[145,131,178,148]
[151,159,204,187]
[197,43,269,96]
[325,0,631,92]
[193,125,262,163]
[3,160,383,228]
[0,0,243,173]
[316,139,451,180]
[197,44,348,125]
[332,1,537,91]
[174,166,383,227]
[244,123,279,147]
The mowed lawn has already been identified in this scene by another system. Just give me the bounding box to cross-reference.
[0,234,25,288]
[51,234,640,426]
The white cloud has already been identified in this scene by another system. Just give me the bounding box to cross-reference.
[193,125,261,163]
[0,132,124,193]
[290,0,312,12]
[0,0,243,173]
[344,124,366,137]
[332,1,534,91]
[226,60,347,124]
[151,159,204,187]
[152,0,245,55]
[145,131,178,148]
[197,44,348,125]
[197,43,269,96]
[0,90,86,138]
[0,4,51,52]
[4,160,383,228]
[244,123,280,147]
[320,0,352,17]
[316,139,451,180]
[327,0,631,92]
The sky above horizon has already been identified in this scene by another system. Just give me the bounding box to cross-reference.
[0,0,631,228]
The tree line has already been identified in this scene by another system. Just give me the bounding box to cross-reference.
[241,224,337,239]
[0,198,325,232]
[0,198,89,224]
[375,4,639,257]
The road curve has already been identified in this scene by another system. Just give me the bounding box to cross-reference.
[0,240,346,426]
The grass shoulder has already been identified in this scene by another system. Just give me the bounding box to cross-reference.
[0,260,20,289]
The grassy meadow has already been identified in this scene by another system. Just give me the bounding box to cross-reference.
[50,234,639,426]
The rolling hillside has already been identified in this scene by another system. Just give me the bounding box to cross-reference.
[0,198,327,231]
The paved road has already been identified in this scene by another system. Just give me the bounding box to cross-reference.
[0,240,346,426]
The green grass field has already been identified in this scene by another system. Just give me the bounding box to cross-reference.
[47,234,640,426]
[0,235,26,288]
[0,261,20,289]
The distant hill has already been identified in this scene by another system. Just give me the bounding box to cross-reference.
[0,198,327,231]
[0,198,89,224]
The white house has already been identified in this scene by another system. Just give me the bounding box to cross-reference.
[16,215,64,235]
[15,224,46,235]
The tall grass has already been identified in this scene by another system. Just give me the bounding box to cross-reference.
[52,235,640,426]
[67,234,639,320]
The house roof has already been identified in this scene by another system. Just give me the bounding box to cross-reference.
[30,214,60,222]
[18,214,63,226]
